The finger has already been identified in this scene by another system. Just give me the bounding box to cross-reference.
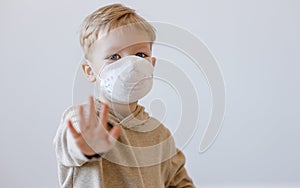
[108,126,122,144]
[67,120,81,139]
[78,105,87,131]
[88,96,97,125]
[100,103,109,130]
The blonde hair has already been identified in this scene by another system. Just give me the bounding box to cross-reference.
[79,4,156,59]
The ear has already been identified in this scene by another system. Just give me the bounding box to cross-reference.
[81,62,97,82]
[151,57,156,67]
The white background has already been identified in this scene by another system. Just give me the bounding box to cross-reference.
[0,0,299,187]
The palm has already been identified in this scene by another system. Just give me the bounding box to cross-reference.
[68,96,121,156]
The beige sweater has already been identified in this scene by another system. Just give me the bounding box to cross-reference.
[53,99,195,188]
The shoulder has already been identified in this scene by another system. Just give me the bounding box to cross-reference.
[53,105,79,142]
[58,103,89,133]
[61,105,76,123]
[60,102,90,124]
[145,116,173,140]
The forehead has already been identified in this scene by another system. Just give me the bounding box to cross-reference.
[93,25,152,56]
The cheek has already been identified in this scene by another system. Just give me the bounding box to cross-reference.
[145,57,153,64]
[150,57,156,67]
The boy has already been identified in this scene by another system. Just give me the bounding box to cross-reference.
[53,3,195,188]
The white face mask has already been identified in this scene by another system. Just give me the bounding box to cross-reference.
[96,55,154,104]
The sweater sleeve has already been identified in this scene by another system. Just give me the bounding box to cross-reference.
[167,149,195,188]
[53,105,99,167]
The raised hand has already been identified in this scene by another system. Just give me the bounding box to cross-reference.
[67,96,122,156]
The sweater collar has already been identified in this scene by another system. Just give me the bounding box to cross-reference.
[95,99,159,131]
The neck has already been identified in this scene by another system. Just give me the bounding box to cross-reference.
[98,92,138,120]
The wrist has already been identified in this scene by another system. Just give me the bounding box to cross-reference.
[83,152,104,160]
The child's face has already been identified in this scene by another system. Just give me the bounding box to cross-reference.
[82,26,156,82]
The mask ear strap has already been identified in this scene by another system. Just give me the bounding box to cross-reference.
[83,57,107,79]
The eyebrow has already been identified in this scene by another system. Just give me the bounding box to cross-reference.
[103,46,121,56]
[130,44,151,52]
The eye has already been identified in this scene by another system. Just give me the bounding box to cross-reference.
[135,52,148,58]
[108,54,121,61]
